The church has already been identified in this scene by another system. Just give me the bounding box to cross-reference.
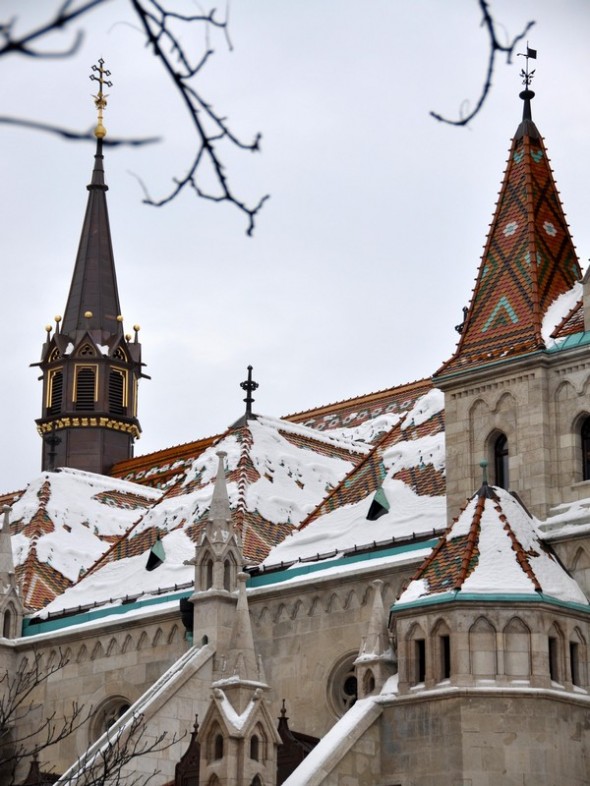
[0,55,589,786]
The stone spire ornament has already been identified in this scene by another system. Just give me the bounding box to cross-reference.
[0,506,16,587]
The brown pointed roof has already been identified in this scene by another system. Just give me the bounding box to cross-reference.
[437,90,581,377]
[61,139,123,345]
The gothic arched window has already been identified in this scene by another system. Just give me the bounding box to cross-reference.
[48,369,63,415]
[581,417,590,481]
[75,367,96,411]
[494,433,509,489]
[109,369,126,415]
[3,608,12,638]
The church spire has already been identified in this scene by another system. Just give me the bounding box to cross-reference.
[62,59,122,346]
[34,61,145,475]
[437,59,581,378]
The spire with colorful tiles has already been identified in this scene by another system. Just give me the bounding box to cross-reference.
[437,50,581,377]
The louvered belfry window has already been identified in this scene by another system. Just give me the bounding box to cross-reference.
[109,370,126,415]
[48,370,63,415]
[75,367,96,411]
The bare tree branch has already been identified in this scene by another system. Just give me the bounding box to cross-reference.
[0,0,268,234]
[128,0,269,235]
[0,116,160,146]
[430,0,535,126]
[59,712,183,786]
[0,650,90,785]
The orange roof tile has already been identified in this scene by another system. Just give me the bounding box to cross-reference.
[437,94,581,377]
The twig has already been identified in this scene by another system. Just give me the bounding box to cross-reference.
[430,0,535,126]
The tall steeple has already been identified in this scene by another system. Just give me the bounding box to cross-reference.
[34,61,146,475]
[437,59,581,378]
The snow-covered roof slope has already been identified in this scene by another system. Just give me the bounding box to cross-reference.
[9,469,161,609]
[262,389,445,566]
[542,281,583,346]
[396,483,588,608]
[36,416,365,616]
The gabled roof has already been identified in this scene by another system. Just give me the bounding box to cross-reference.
[36,414,367,616]
[395,482,588,609]
[109,378,434,489]
[61,140,123,346]
[437,91,581,377]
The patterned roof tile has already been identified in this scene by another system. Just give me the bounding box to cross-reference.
[437,98,581,377]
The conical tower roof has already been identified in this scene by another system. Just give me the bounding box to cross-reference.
[61,137,123,345]
[437,88,581,377]
[395,478,588,608]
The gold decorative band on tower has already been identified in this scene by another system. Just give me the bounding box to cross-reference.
[37,418,140,439]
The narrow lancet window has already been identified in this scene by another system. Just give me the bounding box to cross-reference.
[494,434,509,489]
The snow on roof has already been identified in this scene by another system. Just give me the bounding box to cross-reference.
[262,478,445,566]
[35,415,362,616]
[10,469,161,607]
[538,495,590,540]
[38,527,194,617]
[396,485,588,608]
[542,281,582,347]
[400,388,444,431]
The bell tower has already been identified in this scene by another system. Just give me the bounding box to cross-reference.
[34,61,146,475]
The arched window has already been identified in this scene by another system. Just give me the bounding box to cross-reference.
[250,734,259,761]
[548,623,564,683]
[433,620,451,681]
[48,369,63,415]
[205,558,214,590]
[214,734,224,760]
[250,777,263,786]
[3,608,12,638]
[407,623,427,685]
[469,617,497,678]
[503,617,531,678]
[75,367,96,411]
[581,417,590,481]
[223,556,236,591]
[363,669,375,695]
[108,369,126,415]
[494,433,509,489]
[91,697,131,741]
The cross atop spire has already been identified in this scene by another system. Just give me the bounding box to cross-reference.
[240,365,259,420]
[90,58,112,139]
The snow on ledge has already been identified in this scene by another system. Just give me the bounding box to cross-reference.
[281,697,382,786]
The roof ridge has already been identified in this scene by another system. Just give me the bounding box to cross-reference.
[494,500,542,592]
[296,411,407,533]
[284,378,432,421]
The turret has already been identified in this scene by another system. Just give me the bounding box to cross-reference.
[33,61,146,475]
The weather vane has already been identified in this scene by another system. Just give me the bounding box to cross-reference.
[240,365,259,419]
[90,58,112,139]
[518,43,537,88]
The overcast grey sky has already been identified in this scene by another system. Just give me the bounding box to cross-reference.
[1,1,590,493]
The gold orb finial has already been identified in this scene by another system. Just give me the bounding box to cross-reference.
[84,310,93,319]
[55,315,62,323]
[116,315,124,322]
[90,58,112,139]
[45,325,52,333]
[133,324,141,332]
[125,333,132,341]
